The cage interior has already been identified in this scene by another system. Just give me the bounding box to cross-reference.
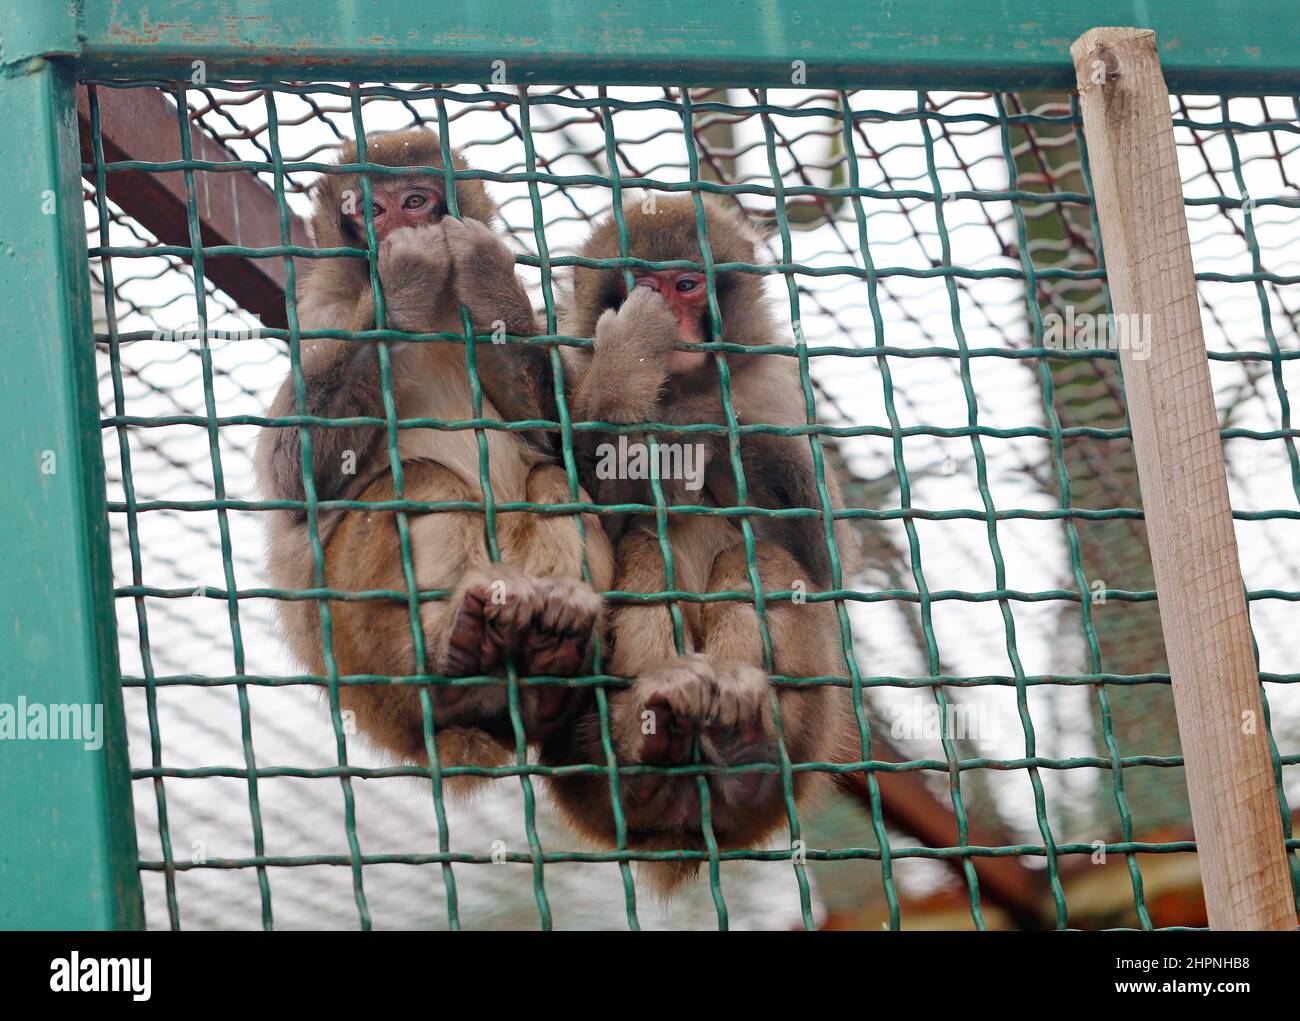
[83,80,1300,930]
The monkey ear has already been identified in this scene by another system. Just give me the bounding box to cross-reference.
[747,208,778,244]
[723,198,774,250]
[700,193,771,263]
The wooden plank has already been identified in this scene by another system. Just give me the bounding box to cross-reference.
[16,0,1299,93]
[76,84,309,331]
[1072,26,1295,931]
[0,61,143,929]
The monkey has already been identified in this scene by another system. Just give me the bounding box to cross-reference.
[541,194,861,894]
[254,127,613,776]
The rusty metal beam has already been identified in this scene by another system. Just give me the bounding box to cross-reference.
[841,769,1047,927]
[77,84,308,329]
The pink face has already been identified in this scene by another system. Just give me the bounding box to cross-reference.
[345,185,442,242]
[632,270,711,373]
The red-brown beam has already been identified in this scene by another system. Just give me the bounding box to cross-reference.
[77,84,308,330]
[841,769,1047,926]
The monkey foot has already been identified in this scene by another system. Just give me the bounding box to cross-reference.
[443,570,541,679]
[616,655,778,814]
[520,576,604,678]
[440,569,603,731]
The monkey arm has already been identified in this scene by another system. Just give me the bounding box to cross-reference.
[440,217,537,338]
[263,283,428,512]
[701,431,836,588]
[373,224,458,334]
[563,288,680,504]
[439,217,556,431]
[374,221,556,431]
[262,344,403,512]
[568,287,678,425]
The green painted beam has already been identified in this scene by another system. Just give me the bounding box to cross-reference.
[5,0,1298,92]
[0,61,143,930]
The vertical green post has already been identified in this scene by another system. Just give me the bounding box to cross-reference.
[0,60,142,929]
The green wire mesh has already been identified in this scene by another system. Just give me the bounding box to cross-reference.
[84,80,1300,931]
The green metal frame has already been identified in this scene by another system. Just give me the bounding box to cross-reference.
[0,61,142,929]
[1,0,1297,930]
[3,0,1300,90]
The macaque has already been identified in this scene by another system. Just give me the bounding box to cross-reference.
[254,128,612,773]
[543,195,860,892]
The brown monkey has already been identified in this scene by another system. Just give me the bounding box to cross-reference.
[255,128,613,774]
[543,195,860,893]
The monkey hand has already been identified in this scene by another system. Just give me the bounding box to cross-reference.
[376,225,453,333]
[577,287,679,424]
[439,216,538,336]
[594,285,679,364]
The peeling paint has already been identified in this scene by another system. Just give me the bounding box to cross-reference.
[55,2,1299,93]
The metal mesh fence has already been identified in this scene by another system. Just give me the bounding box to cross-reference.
[84,80,1300,930]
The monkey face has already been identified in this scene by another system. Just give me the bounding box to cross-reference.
[630,269,712,372]
[572,196,768,371]
[308,128,496,253]
[343,181,447,243]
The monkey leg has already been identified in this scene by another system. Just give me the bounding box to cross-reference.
[420,459,612,743]
[539,520,710,853]
[607,526,701,672]
[325,462,506,771]
[488,461,613,734]
[543,532,854,895]
[607,653,777,833]
[694,541,854,826]
[325,459,610,771]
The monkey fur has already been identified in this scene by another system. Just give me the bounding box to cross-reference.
[544,195,861,894]
[254,128,613,776]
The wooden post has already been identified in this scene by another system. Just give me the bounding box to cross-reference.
[1072,27,1295,930]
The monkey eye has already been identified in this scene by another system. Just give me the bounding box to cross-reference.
[632,274,661,292]
[403,192,428,210]
[675,273,706,294]
[369,201,385,217]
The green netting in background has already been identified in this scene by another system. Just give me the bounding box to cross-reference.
[85,80,1300,931]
